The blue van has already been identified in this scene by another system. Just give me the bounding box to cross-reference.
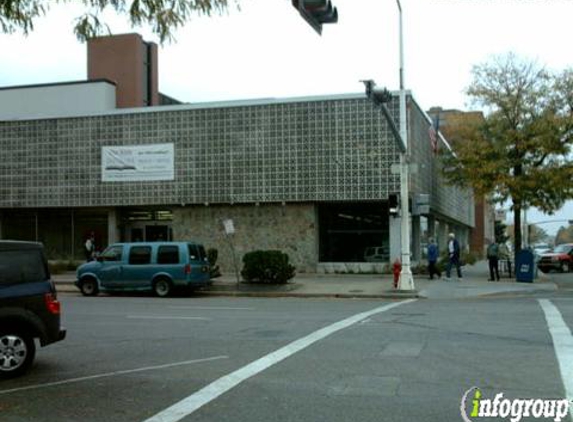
[75,242,211,297]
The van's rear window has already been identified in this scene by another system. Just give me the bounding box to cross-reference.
[188,244,206,260]
[0,250,48,285]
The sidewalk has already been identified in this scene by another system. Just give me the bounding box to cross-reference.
[52,260,556,300]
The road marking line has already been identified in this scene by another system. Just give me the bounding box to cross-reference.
[127,316,211,321]
[0,356,229,396]
[539,299,573,420]
[168,306,255,311]
[143,299,416,422]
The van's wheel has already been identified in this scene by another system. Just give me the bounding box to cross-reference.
[562,262,571,273]
[0,331,36,378]
[153,278,172,297]
[80,277,99,296]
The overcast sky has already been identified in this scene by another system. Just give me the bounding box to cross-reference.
[1,0,572,236]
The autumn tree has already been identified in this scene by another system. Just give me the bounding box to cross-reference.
[0,0,237,43]
[555,225,573,245]
[441,54,573,255]
[527,225,550,245]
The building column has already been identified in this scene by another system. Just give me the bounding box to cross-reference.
[108,209,119,245]
[389,215,401,264]
[0,211,3,239]
[412,215,421,262]
[436,220,447,253]
[428,216,436,240]
[461,227,470,253]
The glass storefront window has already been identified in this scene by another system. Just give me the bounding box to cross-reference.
[318,202,389,263]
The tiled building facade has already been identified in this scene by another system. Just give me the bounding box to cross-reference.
[0,93,474,272]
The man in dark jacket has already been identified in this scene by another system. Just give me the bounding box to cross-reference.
[487,240,500,281]
[427,238,441,280]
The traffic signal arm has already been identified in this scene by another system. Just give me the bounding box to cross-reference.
[292,0,338,35]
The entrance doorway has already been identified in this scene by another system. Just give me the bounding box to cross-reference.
[121,209,173,242]
[145,225,170,241]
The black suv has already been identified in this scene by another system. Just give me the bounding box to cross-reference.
[0,241,66,378]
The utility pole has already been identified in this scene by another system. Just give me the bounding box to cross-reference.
[395,0,414,291]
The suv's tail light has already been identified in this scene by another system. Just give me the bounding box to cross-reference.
[184,264,191,275]
[44,293,61,315]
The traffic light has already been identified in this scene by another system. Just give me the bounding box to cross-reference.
[361,80,392,106]
[389,194,400,216]
[361,79,406,153]
[292,0,338,35]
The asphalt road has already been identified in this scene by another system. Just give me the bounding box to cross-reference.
[1,273,572,422]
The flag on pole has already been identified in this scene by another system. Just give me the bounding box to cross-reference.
[429,114,440,154]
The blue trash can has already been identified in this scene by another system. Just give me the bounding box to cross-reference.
[516,249,535,283]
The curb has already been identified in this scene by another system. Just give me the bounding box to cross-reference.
[55,283,419,299]
[193,290,419,299]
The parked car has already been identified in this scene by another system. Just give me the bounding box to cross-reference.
[75,241,211,297]
[0,241,66,378]
[364,246,389,262]
[533,243,552,258]
[537,243,573,273]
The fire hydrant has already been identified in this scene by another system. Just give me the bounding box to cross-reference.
[392,259,402,289]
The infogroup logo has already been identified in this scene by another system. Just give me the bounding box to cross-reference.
[460,387,571,422]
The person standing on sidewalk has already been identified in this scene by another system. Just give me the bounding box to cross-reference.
[427,238,441,280]
[499,242,512,278]
[487,240,500,281]
[84,233,95,262]
[446,233,463,280]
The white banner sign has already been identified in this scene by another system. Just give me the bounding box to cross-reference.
[102,143,174,182]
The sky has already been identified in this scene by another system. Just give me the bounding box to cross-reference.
[1,0,572,236]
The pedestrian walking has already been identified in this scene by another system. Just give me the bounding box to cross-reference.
[84,232,95,262]
[446,233,463,280]
[427,238,441,280]
[487,240,500,281]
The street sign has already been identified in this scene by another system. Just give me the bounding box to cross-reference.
[412,193,430,216]
[495,209,507,222]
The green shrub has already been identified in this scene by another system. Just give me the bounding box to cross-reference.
[207,248,222,279]
[241,250,296,284]
[461,251,478,266]
[48,260,79,274]
[412,263,428,275]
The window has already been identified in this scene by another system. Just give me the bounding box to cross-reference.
[101,245,123,262]
[158,246,179,264]
[188,244,207,261]
[318,202,389,262]
[188,244,199,260]
[128,246,152,265]
[197,245,207,261]
[0,250,48,285]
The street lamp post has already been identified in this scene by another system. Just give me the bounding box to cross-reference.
[361,2,415,290]
[396,0,415,291]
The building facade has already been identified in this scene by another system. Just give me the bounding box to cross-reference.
[427,107,495,257]
[0,93,473,272]
[0,34,474,273]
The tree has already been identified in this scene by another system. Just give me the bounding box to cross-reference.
[0,0,237,43]
[441,54,573,255]
[527,224,550,245]
[555,225,573,245]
